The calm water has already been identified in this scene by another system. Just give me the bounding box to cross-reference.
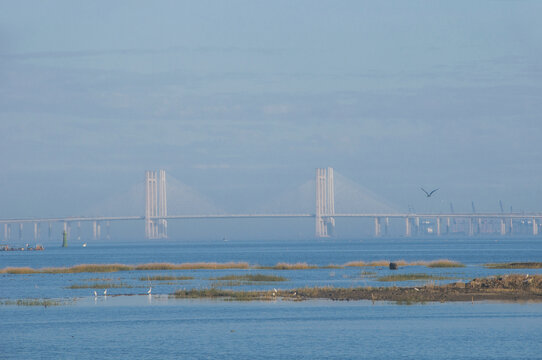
[2,237,542,359]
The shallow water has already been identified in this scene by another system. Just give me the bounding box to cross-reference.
[2,237,542,359]
[2,298,542,359]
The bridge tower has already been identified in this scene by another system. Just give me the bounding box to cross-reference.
[145,170,168,239]
[315,167,335,237]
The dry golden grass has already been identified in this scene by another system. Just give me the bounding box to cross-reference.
[268,262,318,270]
[136,262,250,270]
[344,261,366,267]
[343,259,464,268]
[1,261,251,274]
[1,267,39,274]
[368,260,391,267]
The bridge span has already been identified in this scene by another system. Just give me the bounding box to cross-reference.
[1,168,541,241]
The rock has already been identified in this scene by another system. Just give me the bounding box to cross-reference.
[389,262,398,270]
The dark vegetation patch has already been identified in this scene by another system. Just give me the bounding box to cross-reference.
[171,275,542,303]
[139,275,194,281]
[210,274,287,282]
[67,282,133,289]
[484,262,542,269]
[377,274,454,282]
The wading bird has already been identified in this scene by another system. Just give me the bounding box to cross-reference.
[104,289,107,296]
[421,187,439,198]
[147,287,152,295]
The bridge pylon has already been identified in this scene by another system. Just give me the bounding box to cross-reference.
[145,170,168,239]
[316,167,335,237]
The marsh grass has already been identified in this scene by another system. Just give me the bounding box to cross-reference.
[172,288,274,301]
[210,274,287,282]
[67,282,133,289]
[0,262,250,274]
[0,260,465,275]
[484,262,542,269]
[377,274,453,282]
[138,275,194,281]
[426,260,465,268]
[135,262,250,270]
[84,277,115,282]
[2,267,39,274]
[0,299,70,307]
[259,262,317,270]
[344,259,464,268]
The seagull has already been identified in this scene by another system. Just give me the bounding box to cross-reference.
[147,287,152,295]
[414,287,420,292]
[421,187,439,198]
[94,291,97,297]
[103,289,107,296]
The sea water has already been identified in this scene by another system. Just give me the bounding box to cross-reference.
[1,238,542,359]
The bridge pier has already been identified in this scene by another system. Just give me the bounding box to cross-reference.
[315,168,335,238]
[509,218,514,235]
[405,217,411,237]
[436,217,441,236]
[33,223,39,242]
[93,221,97,240]
[533,218,538,236]
[145,170,168,239]
[19,223,23,241]
[374,217,381,237]
[446,217,451,234]
[500,218,506,236]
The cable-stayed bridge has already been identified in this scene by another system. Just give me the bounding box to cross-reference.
[1,168,541,241]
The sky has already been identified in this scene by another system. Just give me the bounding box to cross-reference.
[1,1,541,239]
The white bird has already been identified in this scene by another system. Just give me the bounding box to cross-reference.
[94,291,97,297]
[147,287,152,295]
[104,289,107,296]
[414,287,420,292]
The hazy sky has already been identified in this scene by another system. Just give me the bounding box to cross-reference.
[1,1,541,236]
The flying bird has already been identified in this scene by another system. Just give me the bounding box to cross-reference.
[421,187,439,198]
